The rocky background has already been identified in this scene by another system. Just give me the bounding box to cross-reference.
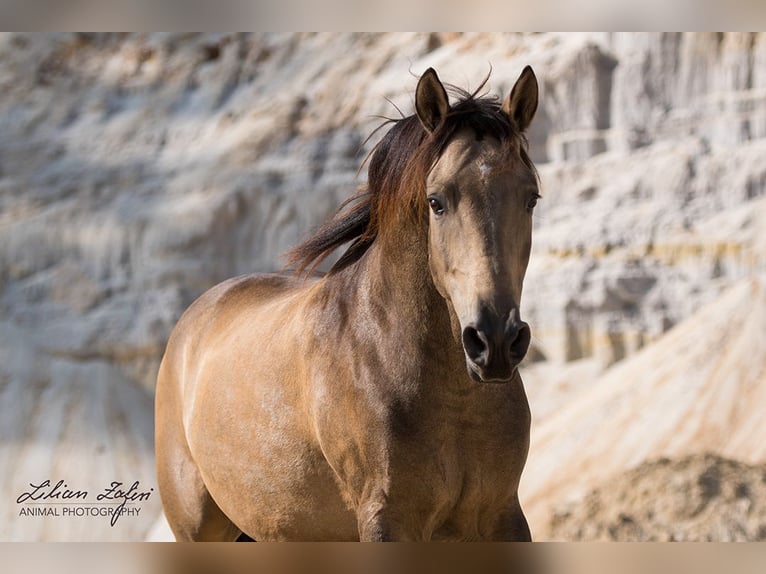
[1,32,764,541]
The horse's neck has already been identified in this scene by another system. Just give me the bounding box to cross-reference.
[333,227,465,384]
[362,229,438,323]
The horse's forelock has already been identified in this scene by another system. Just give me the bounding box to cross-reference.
[371,95,524,239]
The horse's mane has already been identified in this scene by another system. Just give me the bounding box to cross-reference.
[286,78,534,276]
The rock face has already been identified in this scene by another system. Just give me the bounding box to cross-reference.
[1,33,765,540]
[527,33,766,365]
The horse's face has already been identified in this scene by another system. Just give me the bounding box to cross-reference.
[416,67,539,383]
[425,132,538,383]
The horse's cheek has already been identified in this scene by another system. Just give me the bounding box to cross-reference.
[427,238,452,301]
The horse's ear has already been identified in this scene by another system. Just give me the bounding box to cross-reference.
[502,65,538,132]
[416,68,449,133]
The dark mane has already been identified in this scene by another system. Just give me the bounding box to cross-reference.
[286,81,534,276]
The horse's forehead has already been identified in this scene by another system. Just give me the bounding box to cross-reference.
[430,131,508,184]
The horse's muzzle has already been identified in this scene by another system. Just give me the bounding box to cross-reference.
[462,311,531,383]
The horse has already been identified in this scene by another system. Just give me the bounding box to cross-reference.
[155,65,541,541]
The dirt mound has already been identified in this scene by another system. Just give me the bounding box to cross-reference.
[520,278,766,537]
[548,453,766,541]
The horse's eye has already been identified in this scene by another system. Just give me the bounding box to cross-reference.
[428,196,445,215]
[526,195,539,212]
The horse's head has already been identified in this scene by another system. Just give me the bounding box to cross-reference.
[416,67,539,383]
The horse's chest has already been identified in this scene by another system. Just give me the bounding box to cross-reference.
[313,371,530,539]
[425,418,526,496]
[385,393,530,537]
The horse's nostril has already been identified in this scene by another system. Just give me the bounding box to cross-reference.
[462,326,489,366]
[509,323,531,359]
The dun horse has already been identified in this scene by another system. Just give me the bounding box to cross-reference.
[155,66,541,541]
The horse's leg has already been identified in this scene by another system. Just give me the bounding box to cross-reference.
[490,496,532,541]
[156,362,242,542]
[156,444,242,541]
[357,501,391,541]
[357,497,417,541]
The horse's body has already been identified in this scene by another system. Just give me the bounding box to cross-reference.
[156,67,541,541]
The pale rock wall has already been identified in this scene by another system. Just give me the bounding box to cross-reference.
[527,32,766,364]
